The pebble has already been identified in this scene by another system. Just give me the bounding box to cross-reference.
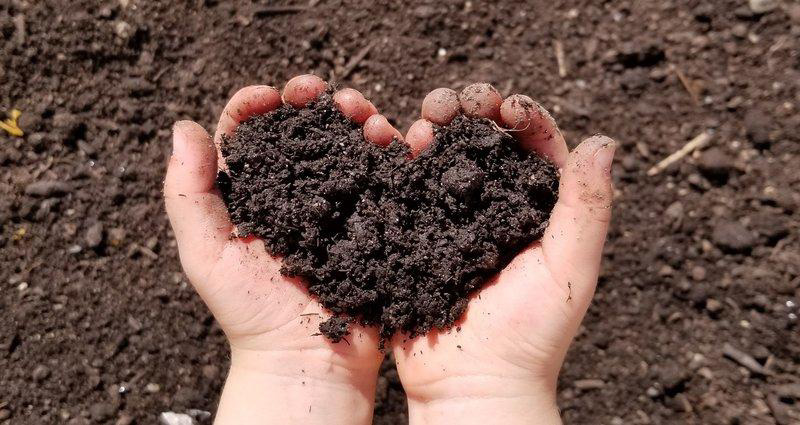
[697,367,714,380]
[731,23,748,38]
[159,412,195,425]
[115,415,133,425]
[85,222,104,249]
[187,410,211,422]
[32,364,50,381]
[665,201,684,220]
[24,180,72,197]
[114,20,133,39]
[691,266,707,281]
[711,220,757,252]
[748,0,778,14]
[108,227,127,246]
[660,366,690,392]
[145,383,161,393]
[646,386,661,398]
[697,148,733,180]
[0,409,10,420]
[706,298,724,313]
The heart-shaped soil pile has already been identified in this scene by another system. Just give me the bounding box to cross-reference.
[218,93,559,344]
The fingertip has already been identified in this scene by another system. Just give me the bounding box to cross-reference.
[421,88,460,125]
[173,120,214,162]
[363,114,402,147]
[459,83,502,121]
[283,74,328,108]
[405,119,434,157]
[333,88,378,124]
[168,120,217,193]
[500,94,568,167]
[215,85,282,143]
[559,135,617,212]
[572,135,617,175]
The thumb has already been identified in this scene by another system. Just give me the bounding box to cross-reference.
[541,135,616,308]
[164,120,233,284]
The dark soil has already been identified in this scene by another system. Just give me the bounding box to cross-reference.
[2,1,799,424]
[219,92,558,343]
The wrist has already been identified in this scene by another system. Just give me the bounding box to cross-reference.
[405,375,561,425]
[215,347,380,425]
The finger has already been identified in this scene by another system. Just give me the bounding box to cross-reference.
[421,88,460,125]
[405,119,434,157]
[165,120,234,283]
[459,83,502,122]
[500,94,569,167]
[214,85,282,170]
[215,85,282,145]
[283,74,327,108]
[333,88,378,124]
[363,114,402,147]
[542,135,616,307]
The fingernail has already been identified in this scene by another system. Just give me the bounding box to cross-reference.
[592,136,617,173]
[172,120,192,159]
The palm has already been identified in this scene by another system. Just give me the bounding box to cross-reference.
[393,241,583,389]
[197,238,381,357]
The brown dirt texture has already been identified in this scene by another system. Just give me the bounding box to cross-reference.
[1,0,799,424]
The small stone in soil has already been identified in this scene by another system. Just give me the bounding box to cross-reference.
[159,412,195,425]
[712,220,757,253]
[85,222,104,249]
[32,364,50,381]
[697,148,733,181]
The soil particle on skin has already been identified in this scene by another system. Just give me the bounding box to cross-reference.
[219,93,559,343]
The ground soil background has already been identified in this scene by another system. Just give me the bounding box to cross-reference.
[1,0,799,424]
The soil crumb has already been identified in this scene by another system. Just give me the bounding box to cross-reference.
[219,93,559,343]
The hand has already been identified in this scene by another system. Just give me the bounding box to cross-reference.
[392,84,616,425]
[163,75,402,425]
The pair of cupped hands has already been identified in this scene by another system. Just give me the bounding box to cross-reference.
[164,75,615,424]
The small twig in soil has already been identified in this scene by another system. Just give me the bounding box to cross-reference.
[553,40,568,78]
[673,67,700,106]
[647,130,713,176]
[336,40,377,81]
[300,313,321,317]
[566,281,573,302]
[722,343,773,375]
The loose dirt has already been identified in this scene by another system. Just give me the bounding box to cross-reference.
[219,92,558,343]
